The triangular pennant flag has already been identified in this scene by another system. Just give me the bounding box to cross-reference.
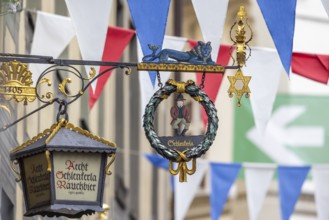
[312,165,329,220]
[210,163,241,220]
[191,0,229,61]
[144,154,168,170]
[247,48,283,135]
[292,52,329,84]
[25,10,36,54]
[127,0,171,87]
[322,0,329,17]
[89,26,135,109]
[256,0,297,75]
[138,36,187,122]
[145,154,174,191]
[6,12,20,46]
[244,163,276,220]
[30,11,75,85]
[278,166,310,220]
[188,40,231,127]
[174,160,208,220]
[65,0,113,91]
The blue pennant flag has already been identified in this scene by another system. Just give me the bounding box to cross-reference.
[144,154,168,170]
[256,0,297,75]
[210,163,241,220]
[278,166,310,220]
[127,0,171,87]
[144,154,174,191]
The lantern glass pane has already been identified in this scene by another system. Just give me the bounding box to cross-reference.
[53,152,102,202]
[23,153,51,209]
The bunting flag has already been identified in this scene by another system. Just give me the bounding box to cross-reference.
[145,153,174,193]
[30,11,75,84]
[138,36,187,121]
[5,11,20,46]
[247,48,283,135]
[65,0,113,91]
[127,0,171,87]
[312,165,329,220]
[191,0,229,61]
[25,10,36,54]
[244,163,276,220]
[188,40,231,127]
[292,52,329,84]
[256,0,297,75]
[278,166,310,220]
[144,154,168,170]
[210,163,241,220]
[89,27,135,109]
[174,160,208,220]
[322,0,329,17]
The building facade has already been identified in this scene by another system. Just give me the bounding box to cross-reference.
[1,0,326,219]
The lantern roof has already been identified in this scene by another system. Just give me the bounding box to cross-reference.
[10,119,116,160]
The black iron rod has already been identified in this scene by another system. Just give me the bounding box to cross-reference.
[0,99,57,132]
[0,53,240,70]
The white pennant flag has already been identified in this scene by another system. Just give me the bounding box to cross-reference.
[138,36,187,121]
[321,0,329,17]
[244,163,276,220]
[191,0,229,61]
[246,48,283,135]
[30,11,75,85]
[174,160,208,220]
[65,0,113,91]
[312,165,329,220]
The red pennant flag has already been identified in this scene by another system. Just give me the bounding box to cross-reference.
[89,26,135,109]
[188,40,231,127]
[292,52,329,84]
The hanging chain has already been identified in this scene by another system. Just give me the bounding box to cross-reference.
[157,71,163,88]
[199,72,206,89]
[56,99,69,122]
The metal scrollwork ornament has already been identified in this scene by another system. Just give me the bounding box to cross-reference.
[143,79,218,182]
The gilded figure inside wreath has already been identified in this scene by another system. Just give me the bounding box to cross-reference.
[170,94,191,136]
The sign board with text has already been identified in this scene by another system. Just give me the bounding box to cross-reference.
[23,153,51,209]
[53,152,102,202]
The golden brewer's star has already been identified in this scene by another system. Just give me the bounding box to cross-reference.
[228,68,251,107]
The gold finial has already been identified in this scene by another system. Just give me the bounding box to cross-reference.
[98,204,110,219]
[237,6,247,20]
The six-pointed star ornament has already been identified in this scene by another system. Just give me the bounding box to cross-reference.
[228,68,251,106]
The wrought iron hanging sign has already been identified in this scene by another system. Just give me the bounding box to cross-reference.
[143,79,218,182]
[10,118,116,218]
[142,6,253,182]
[0,60,119,218]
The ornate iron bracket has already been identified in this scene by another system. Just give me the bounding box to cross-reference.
[0,5,252,131]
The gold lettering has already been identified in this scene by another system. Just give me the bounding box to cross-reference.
[167,140,194,147]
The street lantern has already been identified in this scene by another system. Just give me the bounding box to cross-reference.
[10,119,116,218]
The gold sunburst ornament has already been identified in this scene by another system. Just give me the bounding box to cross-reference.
[0,61,36,105]
[228,69,251,107]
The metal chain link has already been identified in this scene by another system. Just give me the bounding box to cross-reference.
[156,71,163,88]
[199,72,206,89]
